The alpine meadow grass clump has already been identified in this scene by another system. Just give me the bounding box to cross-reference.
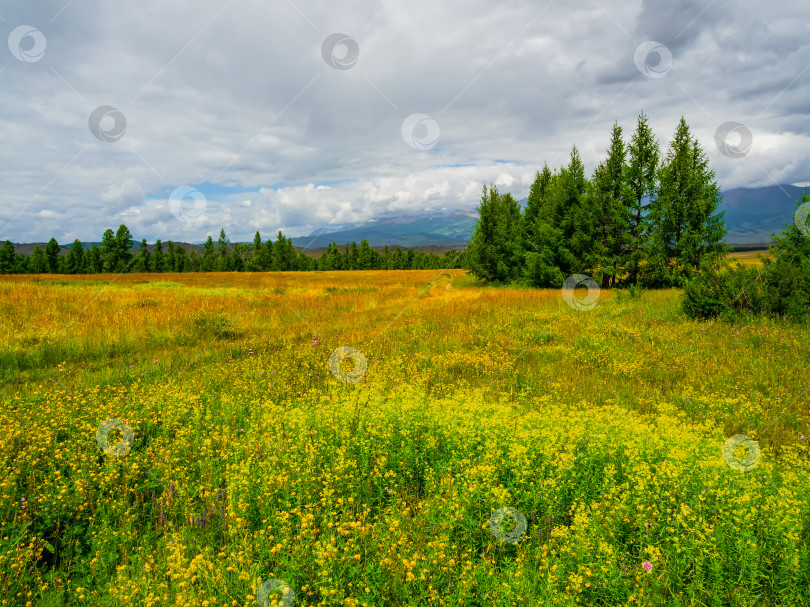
[0,270,808,606]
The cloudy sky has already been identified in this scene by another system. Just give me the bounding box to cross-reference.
[1,0,809,244]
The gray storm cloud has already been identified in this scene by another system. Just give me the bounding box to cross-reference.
[1,0,808,242]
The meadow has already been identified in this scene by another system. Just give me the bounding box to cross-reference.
[727,251,773,268]
[0,270,808,607]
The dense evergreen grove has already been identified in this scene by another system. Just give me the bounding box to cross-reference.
[462,112,809,320]
[465,114,729,289]
[0,226,465,274]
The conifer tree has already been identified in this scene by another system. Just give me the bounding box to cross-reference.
[134,239,152,272]
[201,235,215,272]
[45,238,60,273]
[153,240,165,273]
[0,241,15,274]
[67,239,84,274]
[101,229,116,272]
[523,164,553,237]
[466,184,518,283]
[556,146,590,277]
[174,245,188,272]
[523,168,563,287]
[113,225,134,272]
[584,124,632,288]
[217,229,230,257]
[357,239,375,269]
[30,245,48,273]
[85,245,103,274]
[653,117,727,285]
[625,112,660,286]
[166,241,176,272]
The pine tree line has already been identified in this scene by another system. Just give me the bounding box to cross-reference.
[466,113,728,289]
[0,227,465,274]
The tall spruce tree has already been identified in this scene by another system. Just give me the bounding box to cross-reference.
[466,184,523,283]
[625,112,660,286]
[557,146,592,278]
[584,124,632,288]
[153,240,165,272]
[30,245,48,273]
[653,117,727,285]
[217,229,230,257]
[0,241,15,274]
[134,239,152,272]
[523,146,590,286]
[523,164,553,237]
[523,168,564,288]
[166,241,176,272]
[101,229,116,272]
[86,245,103,274]
[113,225,134,272]
[45,238,60,273]
[174,245,188,272]
[67,239,84,274]
[273,231,294,271]
[201,235,215,271]
[248,232,263,271]
[321,242,342,270]
[357,239,375,269]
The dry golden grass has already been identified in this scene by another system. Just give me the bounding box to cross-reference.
[728,250,772,267]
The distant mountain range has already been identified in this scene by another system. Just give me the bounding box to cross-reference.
[10,184,808,255]
[289,210,479,250]
[288,184,807,249]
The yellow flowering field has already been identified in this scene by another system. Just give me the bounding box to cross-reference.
[0,270,808,607]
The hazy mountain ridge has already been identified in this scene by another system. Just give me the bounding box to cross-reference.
[10,184,806,254]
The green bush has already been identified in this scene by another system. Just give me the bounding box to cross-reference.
[683,191,810,322]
